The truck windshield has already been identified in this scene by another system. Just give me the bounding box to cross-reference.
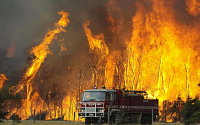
[82,91,106,101]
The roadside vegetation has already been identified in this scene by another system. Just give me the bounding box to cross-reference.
[160,95,200,125]
[0,83,22,122]
[1,84,200,125]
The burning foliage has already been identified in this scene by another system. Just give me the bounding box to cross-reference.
[0,74,7,90]
[0,0,200,122]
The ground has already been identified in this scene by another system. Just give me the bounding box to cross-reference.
[0,120,192,125]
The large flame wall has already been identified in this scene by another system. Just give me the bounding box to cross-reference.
[1,0,200,121]
[84,0,200,103]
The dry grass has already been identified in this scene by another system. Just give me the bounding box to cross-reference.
[0,120,189,125]
[0,120,84,125]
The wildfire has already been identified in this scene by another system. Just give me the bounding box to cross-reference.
[59,39,67,56]
[15,11,70,93]
[186,0,200,17]
[83,21,109,55]
[83,0,200,107]
[0,74,7,90]
[5,0,200,122]
[13,11,70,120]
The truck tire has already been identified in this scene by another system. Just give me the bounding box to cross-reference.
[96,120,103,125]
[110,114,116,124]
[85,117,91,125]
[141,114,152,125]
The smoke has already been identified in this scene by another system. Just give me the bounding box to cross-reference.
[1,0,200,117]
[0,0,108,79]
[0,0,117,105]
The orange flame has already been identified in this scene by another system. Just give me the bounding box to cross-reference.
[0,74,7,90]
[13,11,70,120]
[186,0,200,17]
[83,0,200,112]
[59,41,67,56]
[15,11,70,93]
[83,21,109,55]
[7,0,200,122]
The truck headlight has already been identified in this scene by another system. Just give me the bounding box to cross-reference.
[81,109,85,112]
[98,108,104,112]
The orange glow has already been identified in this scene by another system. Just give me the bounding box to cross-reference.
[124,0,200,103]
[12,11,70,120]
[83,21,109,55]
[59,42,67,56]
[0,74,7,90]
[6,0,200,122]
[107,0,123,34]
[83,0,200,119]
[186,0,200,17]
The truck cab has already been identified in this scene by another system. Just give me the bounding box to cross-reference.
[77,88,116,124]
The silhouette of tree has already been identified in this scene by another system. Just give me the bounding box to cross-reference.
[0,83,22,119]
[169,95,184,122]
[181,97,200,125]
[160,100,172,122]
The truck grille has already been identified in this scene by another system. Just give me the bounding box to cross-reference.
[85,107,95,112]
[77,102,104,117]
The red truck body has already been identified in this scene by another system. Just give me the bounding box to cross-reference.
[78,88,159,124]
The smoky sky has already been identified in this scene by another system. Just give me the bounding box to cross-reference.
[0,0,107,77]
[1,0,200,108]
[0,0,197,94]
[0,0,137,78]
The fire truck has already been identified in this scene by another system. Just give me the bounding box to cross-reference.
[77,87,159,124]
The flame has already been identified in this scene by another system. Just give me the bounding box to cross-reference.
[15,11,70,93]
[12,11,70,120]
[5,0,200,122]
[83,21,109,55]
[0,74,7,90]
[62,93,79,121]
[124,0,200,103]
[59,39,67,56]
[186,0,200,17]
[83,0,200,117]
[83,21,109,88]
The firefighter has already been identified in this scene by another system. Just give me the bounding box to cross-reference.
[101,85,106,89]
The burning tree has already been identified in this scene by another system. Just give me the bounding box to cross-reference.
[169,95,185,122]
[1,0,200,122]
[0,83,22,120]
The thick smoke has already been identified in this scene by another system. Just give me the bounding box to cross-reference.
[0,0,117,103]
[0,1,107,78]
[1,0,200,117]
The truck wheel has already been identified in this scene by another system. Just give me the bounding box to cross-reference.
[141,117,151,124]
[96,120,103,125]
[110,114,115,124]
[85,117,91,125]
